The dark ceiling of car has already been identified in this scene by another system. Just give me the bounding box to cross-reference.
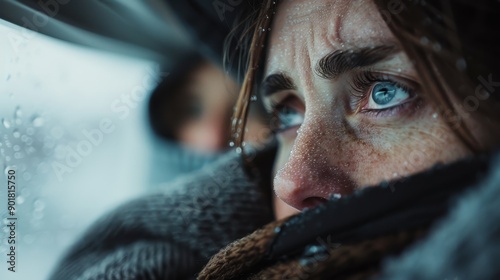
[0,0,192,62]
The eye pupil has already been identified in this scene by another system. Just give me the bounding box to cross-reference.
[372,82,397,105]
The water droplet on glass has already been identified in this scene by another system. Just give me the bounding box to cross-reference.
[250,95,258,102]
[16,196,25,204]
[4,166,14,175]
[2,118,11,128]
[14,106,22,118]
[235,147,242,154]
[229,141,235,147]
[32,115,44,127]
[432,113,438,119]
[13,145,20,151]
[34,199,45,210]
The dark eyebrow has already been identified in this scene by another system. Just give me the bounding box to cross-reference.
[261,73,297,97]
[315,45,399,79]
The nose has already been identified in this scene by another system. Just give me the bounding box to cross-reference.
[273,121,356,211]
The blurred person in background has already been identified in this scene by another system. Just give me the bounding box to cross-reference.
[49,3,277,279]
[147,52,234,188]
[147,51,271,189]
[150,55,236,153]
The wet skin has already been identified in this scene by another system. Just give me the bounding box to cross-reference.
[261,0,491,219]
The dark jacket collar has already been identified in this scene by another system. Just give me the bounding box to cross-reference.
[266,152,494,260]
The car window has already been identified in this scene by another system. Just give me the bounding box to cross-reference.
[0,19,160,280]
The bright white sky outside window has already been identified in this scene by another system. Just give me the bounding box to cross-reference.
[0,18,158,280]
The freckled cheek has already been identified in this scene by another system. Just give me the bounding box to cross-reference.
[325,138,395,186]
[272,115,470,188]
[347,141,414,186]
[350,123,470,186]
[272,125,405,186]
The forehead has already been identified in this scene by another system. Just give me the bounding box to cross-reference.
[266,0,396,74]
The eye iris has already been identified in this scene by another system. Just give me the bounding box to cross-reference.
[372,82,397,105]
[276,105,302,130]
[280,107,297,125]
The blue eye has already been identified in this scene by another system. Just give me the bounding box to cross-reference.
[275,105,304,131]
[368,81,410,109]
[351,71,417,114]
[372,83,397,105]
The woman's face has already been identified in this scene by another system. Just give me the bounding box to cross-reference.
[262,0,479,219]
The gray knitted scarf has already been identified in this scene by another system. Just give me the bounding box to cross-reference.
[49,150,274,280]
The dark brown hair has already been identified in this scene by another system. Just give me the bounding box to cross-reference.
[227,0,500,152]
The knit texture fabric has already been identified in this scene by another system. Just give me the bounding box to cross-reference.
[49,150,274,280]
[377,155,500,280]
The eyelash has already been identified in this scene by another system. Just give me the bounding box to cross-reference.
[350,71,417,116]
[267,71,420,133]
